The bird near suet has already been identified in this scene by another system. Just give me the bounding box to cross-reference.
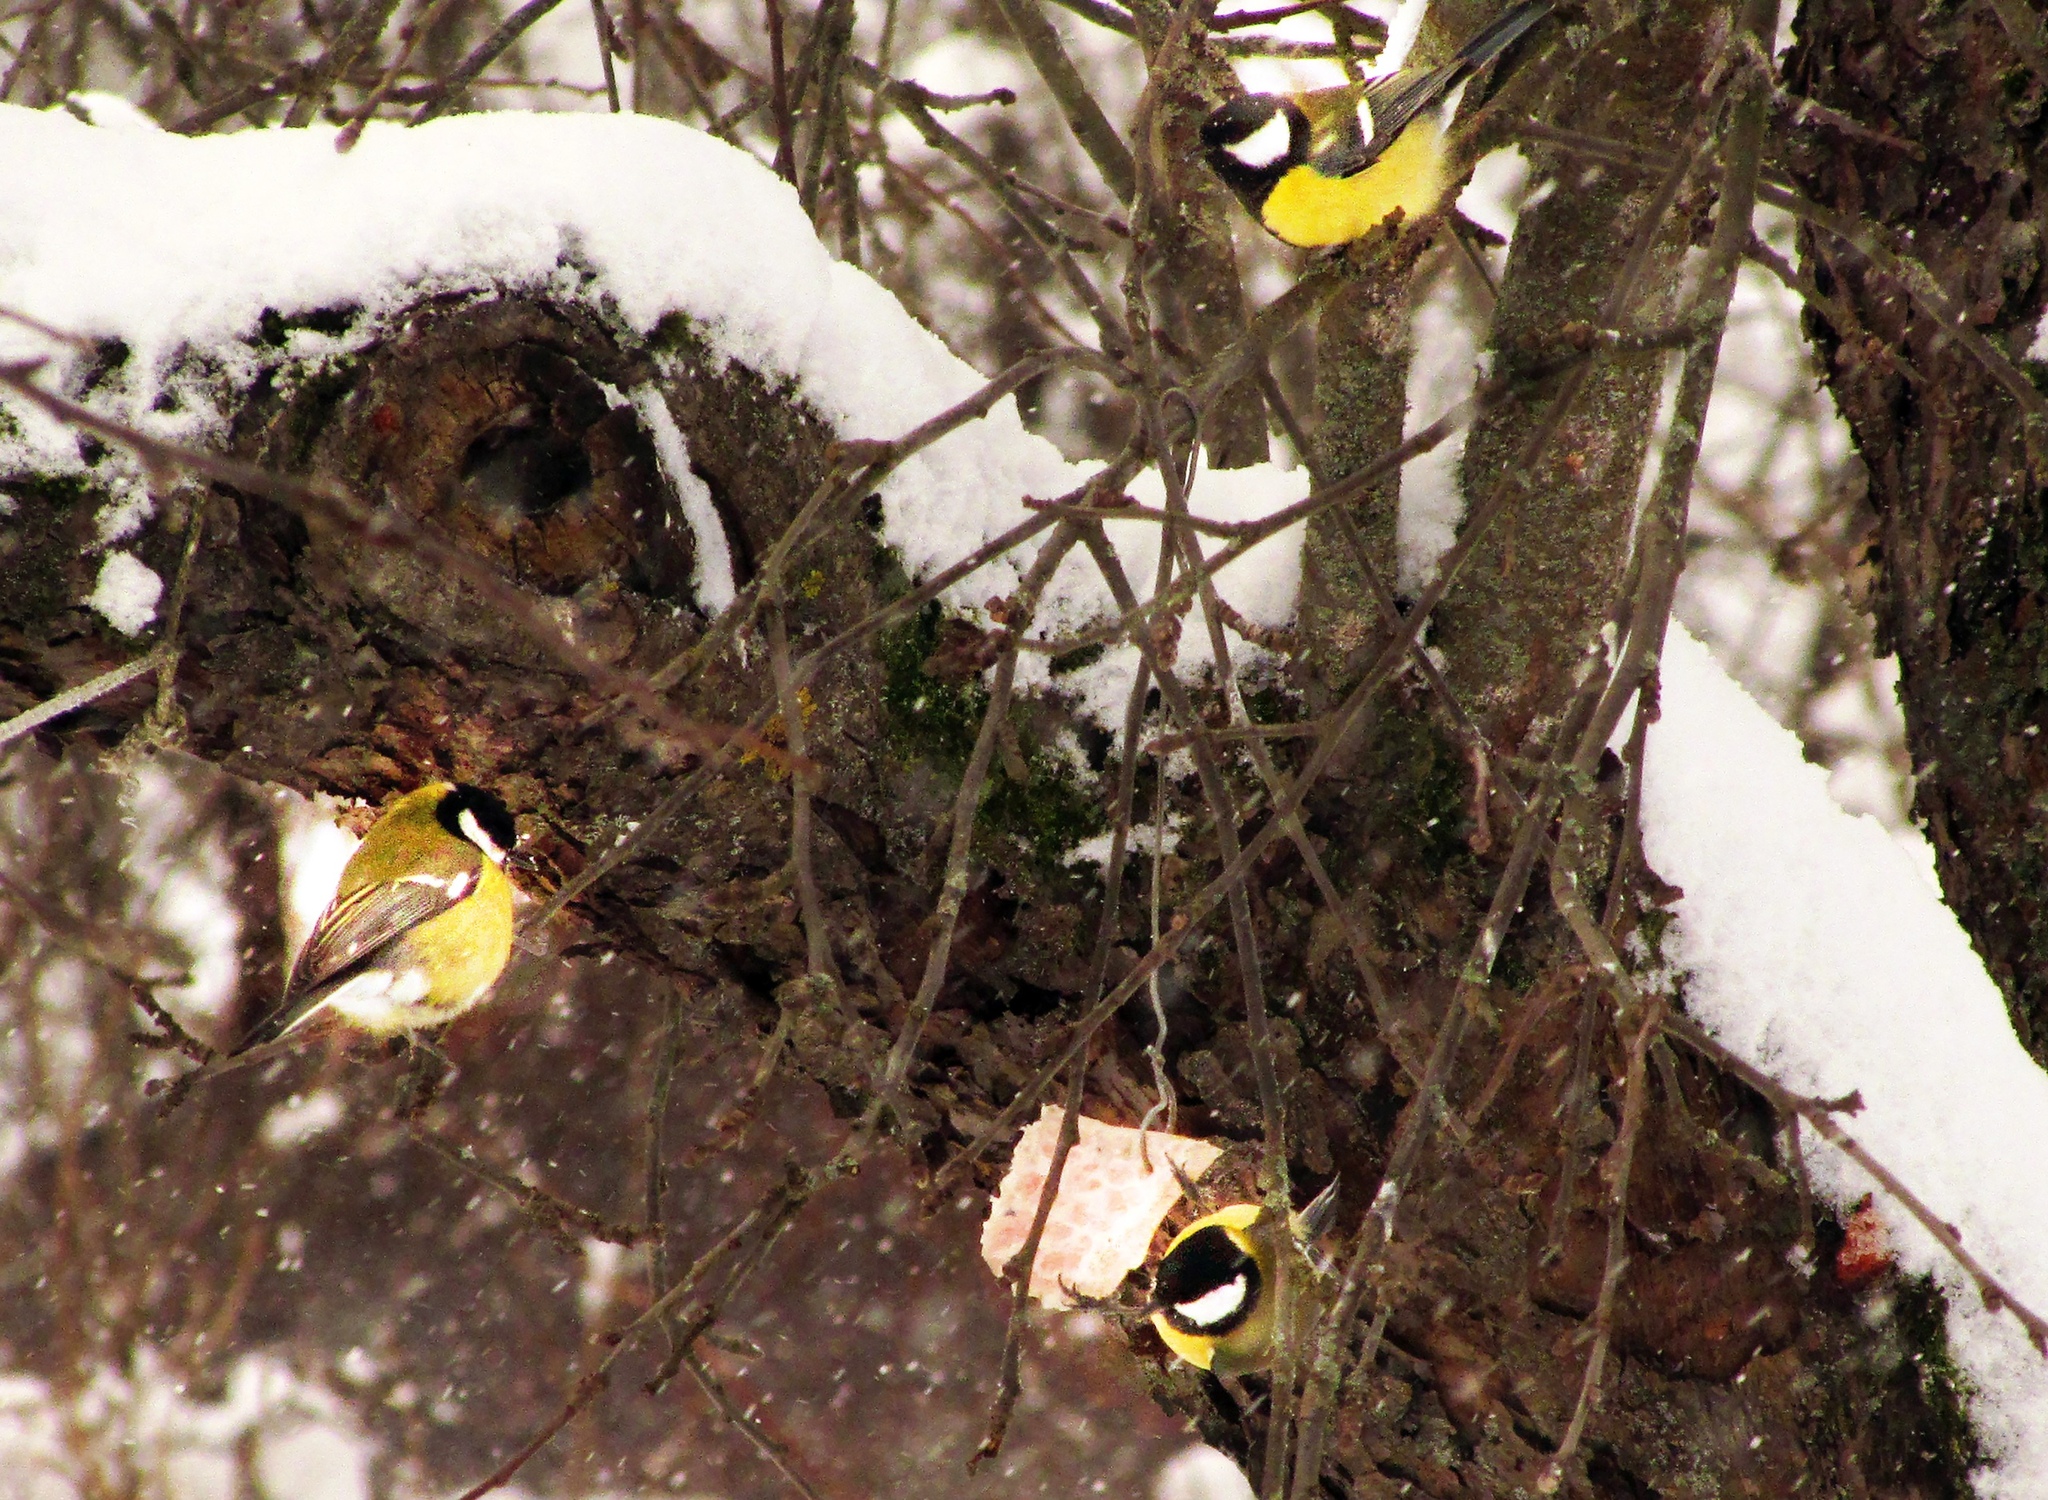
[238,782,519,1051]
[1148,1179,1340,1376]
[1201,1,1551,248]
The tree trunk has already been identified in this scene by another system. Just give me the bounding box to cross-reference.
[1787,0,2048,1064]
[1,244,1979,1495]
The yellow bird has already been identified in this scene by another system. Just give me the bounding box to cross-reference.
[239,782,518,1050]
[1149,1180,1339,1375]
[1202,2,1551,248]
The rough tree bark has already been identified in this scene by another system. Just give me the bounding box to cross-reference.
[5,262,1982,1496]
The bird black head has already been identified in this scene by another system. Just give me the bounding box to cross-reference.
[1201,94,1304,206]
[437,783,518,864]
[1153,1222,1262,1338]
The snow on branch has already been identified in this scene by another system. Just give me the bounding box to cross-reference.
[1647,623,2048,1497]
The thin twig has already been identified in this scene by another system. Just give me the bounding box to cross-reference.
[684,1352,825,1500]
[407,0,568,124]
[1539,793,1666,1491]
[589,0,620,111]
[407,1126,649,1251]
[336,0,460,149]
[971,1057,1086,1469]
[0,647,171,751]
[765,0,794,178]
[1663,1013,2048,1355]
[283,0,399,127]
[849,55,1128,355]
[769,605,839,991]
[989,0,1135,201]
[173,65,313,133]
[453,1165,813,1500]
[645,983,688,1304]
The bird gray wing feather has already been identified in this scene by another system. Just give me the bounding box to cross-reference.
[1313,2,1548,178]
[1310,68,1460,179]
[241,875,471,1048]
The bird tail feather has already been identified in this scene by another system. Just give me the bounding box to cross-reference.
[1455,0,1551,74]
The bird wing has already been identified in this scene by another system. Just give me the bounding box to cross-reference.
[242,862,480,1048]
[1311,1,1549,179]
[1307,66,1459,179]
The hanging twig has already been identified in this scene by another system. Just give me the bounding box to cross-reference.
[970,1056,1087,1468]
[453,1163,813,1500]
[283,0,399,127]
[683,1351,827,1500]
[1538,792,1666,1491]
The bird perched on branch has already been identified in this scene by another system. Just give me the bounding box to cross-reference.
[1201,1,1551,248]
[238,781,518,1051]
[1148,1178,1340,1375]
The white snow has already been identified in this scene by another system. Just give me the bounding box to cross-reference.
[1396,147,1530,594]
[257,1089,347,1150]
[1644,622,2048,1496]
[0,103,1304,657]
[0,1347,372,1500]
[91,476,155,544]
[629,385,738,614]
[1156,1442,1256,1500]
[117,756,247,1033]
[275,787,362,965]
[1372,0,1432,76]
[86,551,162,636]
[1397,260,1483,593]
[1028,454,1309,726]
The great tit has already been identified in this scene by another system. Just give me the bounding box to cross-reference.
[1202,1,1550,248]
[238,782,518,1050]
[1149,1179,1339,1375]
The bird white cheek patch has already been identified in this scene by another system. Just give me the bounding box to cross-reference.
[1228,111,1293,170]
[979,1106,1222,1309]
[1175,1275,1248,1329]
[458,807,508,864]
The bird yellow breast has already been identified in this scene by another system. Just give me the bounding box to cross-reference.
[401,862,516,1017]
[1261,117,1449,247]
[1151,1308,1221,1370]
